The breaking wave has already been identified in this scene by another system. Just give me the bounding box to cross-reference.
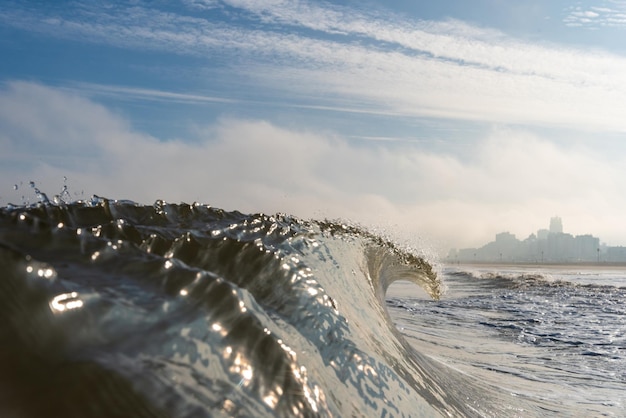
[0,197,543,417]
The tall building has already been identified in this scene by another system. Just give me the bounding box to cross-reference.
[537,229,549,240]
[549,217,563,234]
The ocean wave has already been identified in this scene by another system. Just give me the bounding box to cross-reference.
[0,197,469,417]
[445,266,626,293]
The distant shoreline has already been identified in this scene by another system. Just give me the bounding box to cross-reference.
[444,261,626,268]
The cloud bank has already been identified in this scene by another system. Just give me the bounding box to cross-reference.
[2,82,626,252]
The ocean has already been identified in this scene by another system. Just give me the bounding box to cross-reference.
[0,197,624,417]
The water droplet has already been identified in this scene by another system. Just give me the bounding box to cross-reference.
[50,292,83,313]
[26,181,50,204]
[13,184,18,191]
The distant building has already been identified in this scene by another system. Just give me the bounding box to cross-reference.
[606,246,626,263]
[495,232,516,242]
[450,217,624,264]
[575,234,600,261]
[549,216,563,234]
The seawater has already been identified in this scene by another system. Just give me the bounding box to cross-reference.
[387,264,626,417]
[0,197,624,417]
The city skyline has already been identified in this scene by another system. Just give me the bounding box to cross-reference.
[449,217,626,263]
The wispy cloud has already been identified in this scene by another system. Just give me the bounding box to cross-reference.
[65,82,410,120]
[564,2,626,28]
[65,83,237,105]
[3,1,626,131]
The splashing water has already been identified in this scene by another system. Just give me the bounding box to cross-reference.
[2,196,622,416]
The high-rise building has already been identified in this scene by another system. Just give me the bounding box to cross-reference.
[537,229,549,240]
[549,216,563,234]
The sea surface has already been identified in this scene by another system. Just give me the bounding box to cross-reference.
[0,197,624,417]
[388,264,626,417]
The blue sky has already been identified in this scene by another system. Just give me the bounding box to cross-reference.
[2,0,626,252]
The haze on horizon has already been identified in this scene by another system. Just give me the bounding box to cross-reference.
[2,0,626,255]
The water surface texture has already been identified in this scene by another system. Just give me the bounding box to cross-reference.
[0,198,624,417]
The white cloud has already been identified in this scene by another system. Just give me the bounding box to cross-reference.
[3,82,626,253]
[183,0,220,10]
[3,1,626,132]
[65,83,237,105]
[564,2,626,28]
